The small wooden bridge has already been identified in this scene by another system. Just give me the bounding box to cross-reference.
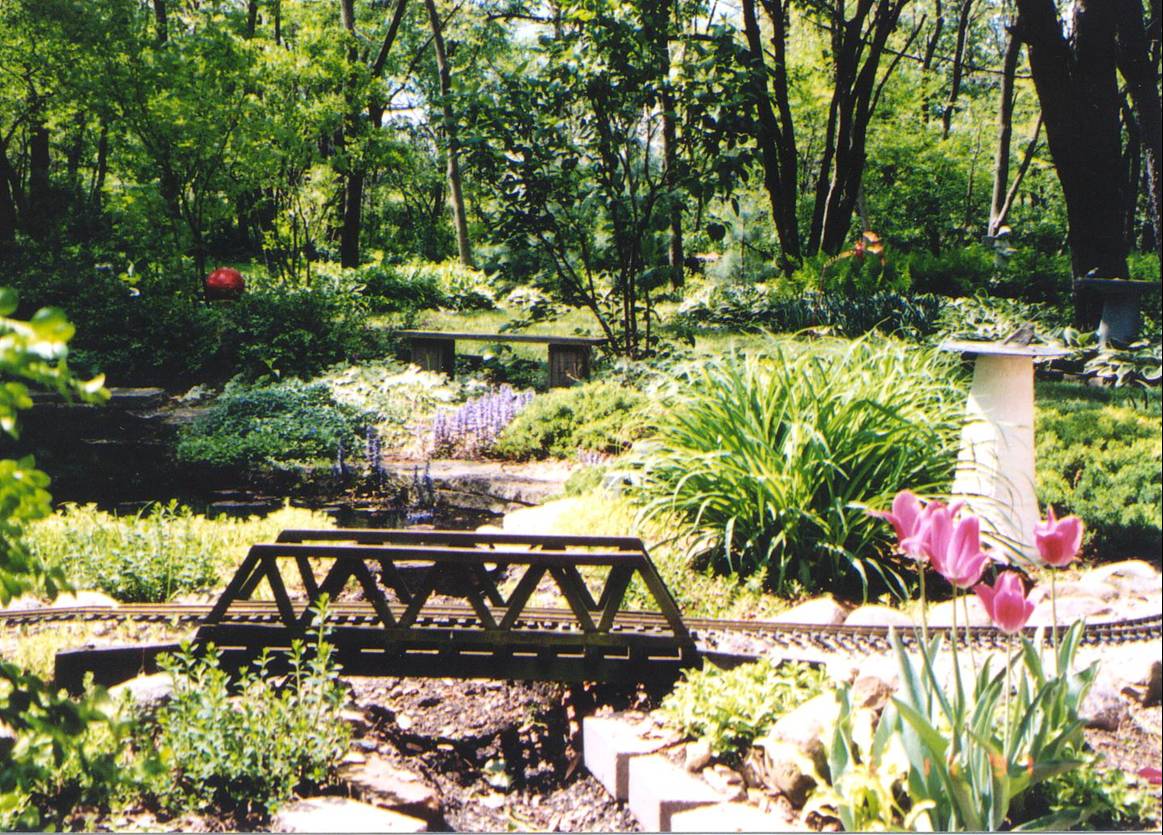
[55,529,698,690]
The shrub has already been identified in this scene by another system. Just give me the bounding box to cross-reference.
[659,660,825,761]
[26,502,336,603]
[675,284,944,341]
[636,338,964,598]
[1035,383,1162,559]
[492,381,650,460]
[176,379,368,472]
[147,613,350,819]
[26,501,218,603]
[355,263,444,312]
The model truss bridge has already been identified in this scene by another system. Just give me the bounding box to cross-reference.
[55,528,699,690]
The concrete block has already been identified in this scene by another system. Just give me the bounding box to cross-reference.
[583,715,669,801]
[628,755,724,832]
[669,802,799,833]
[271,797,427,833]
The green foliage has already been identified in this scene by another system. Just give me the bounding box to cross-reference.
[1035,383,1161,558]
[0,667,139,831]
[26,501,217,603]
[659,660,825,760]
[937,293,1071,343]
[1,290,129,831]
[147,614,351,819]
[637,338,964,597]
[1014,750,1157,830]
[492,381,649,460]
[563,465,611,496]
[676,283,944,340]
[888,624,1096,831]
[176,379,368,471]
[806,687,930,831]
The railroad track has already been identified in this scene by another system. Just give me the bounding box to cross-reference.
[5,601,1160,658]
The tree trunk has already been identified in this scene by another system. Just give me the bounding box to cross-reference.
[1122,97,1142,246]
[91,119,109,209]
[0,146,16,244]
[153,0,168,44]
[338,0,363,268]
[741,0,800,270]
[1016,0,1128,326]
[1115,0,1162,249]
[988,29,1021,236]
[425,0,473,267]
[27,120,51,239]
[941,0,974,137]
[246,0,259,38]
[643,0,684,287]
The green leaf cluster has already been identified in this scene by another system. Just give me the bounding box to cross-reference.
[146,614,351,819]
[1035,382,1162,558]
[176,379,368,471]
[659,659,825,760]
[492,381,650,460]
[636,337,964,598]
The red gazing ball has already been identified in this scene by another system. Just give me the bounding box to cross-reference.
[205,267,245,300]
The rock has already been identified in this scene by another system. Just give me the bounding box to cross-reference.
[1082,560,1161,591]
[684,739,713,773]
[1028,595,1112,626]
[743,739,818,808]
[0,594,40,611]
[925,597,991,627]
[1117,658,1161,707]
[50,590,119,608]
[702,765,748,802]
[339,754,442,822]
[850,676,894,713]
[627,754,725,831]
[108,673,174,715]
[341,708,371,736]
[843,606,913,628]
[1053,578,1120,602]
[670,801,802,833]
[584,714,671,800]
[502,497,587,535]
[744,692,841,805]
[773,597,848,626]
[854,655,901,693]
[1080,682,1130,731]
[271,797,427,833]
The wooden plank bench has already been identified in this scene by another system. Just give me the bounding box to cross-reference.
[398,330,606,387]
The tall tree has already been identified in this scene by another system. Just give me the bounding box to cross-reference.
[424,0,473,267]
[1014,0,1129,314]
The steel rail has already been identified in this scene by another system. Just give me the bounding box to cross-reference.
[5,602,1160,656]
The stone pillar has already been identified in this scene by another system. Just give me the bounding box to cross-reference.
[945,343,1065,561]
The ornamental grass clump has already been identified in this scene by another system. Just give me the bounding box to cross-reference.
[841,492,1111,831]
[637,338,963,598]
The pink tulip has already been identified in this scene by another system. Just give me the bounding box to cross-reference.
[974,571,1035,634]
[1034,506,1084,568]
[869,490,926,559]
[1139,766,1162,785]
[907,505,990,588]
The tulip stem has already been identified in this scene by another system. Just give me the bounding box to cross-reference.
[1003,632,1014,759]
[1050,570,1059,676]
[950,587,965,754]
[962,593,977,675]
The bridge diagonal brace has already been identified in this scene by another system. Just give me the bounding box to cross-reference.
[499,565,546,631]
[549,566,597,633]
[397,565,440,629]
[471,563,507,606]
[598,565,635,632]
[295,555,319,599]
[203,550,260,625]
[377,558,413,603]
[261,556,300,630]
[456,565,497,630]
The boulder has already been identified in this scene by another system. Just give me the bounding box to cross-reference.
[338,754,442,822]
[1028,595,1112,626]
[843,606,913,628]
[1081,560,1161,592]
[850,675,894,713]
[743,739,818,808]
[50,590,119,608]
[773,598,849,626]
[271,797,426,833]
[925,597,991,628]
[684,739,713,773]
[743,692,841,806]
[1080,683,1129,732]
[702,764,748,802]
[0,594,40,612]
[109,673,174,715]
